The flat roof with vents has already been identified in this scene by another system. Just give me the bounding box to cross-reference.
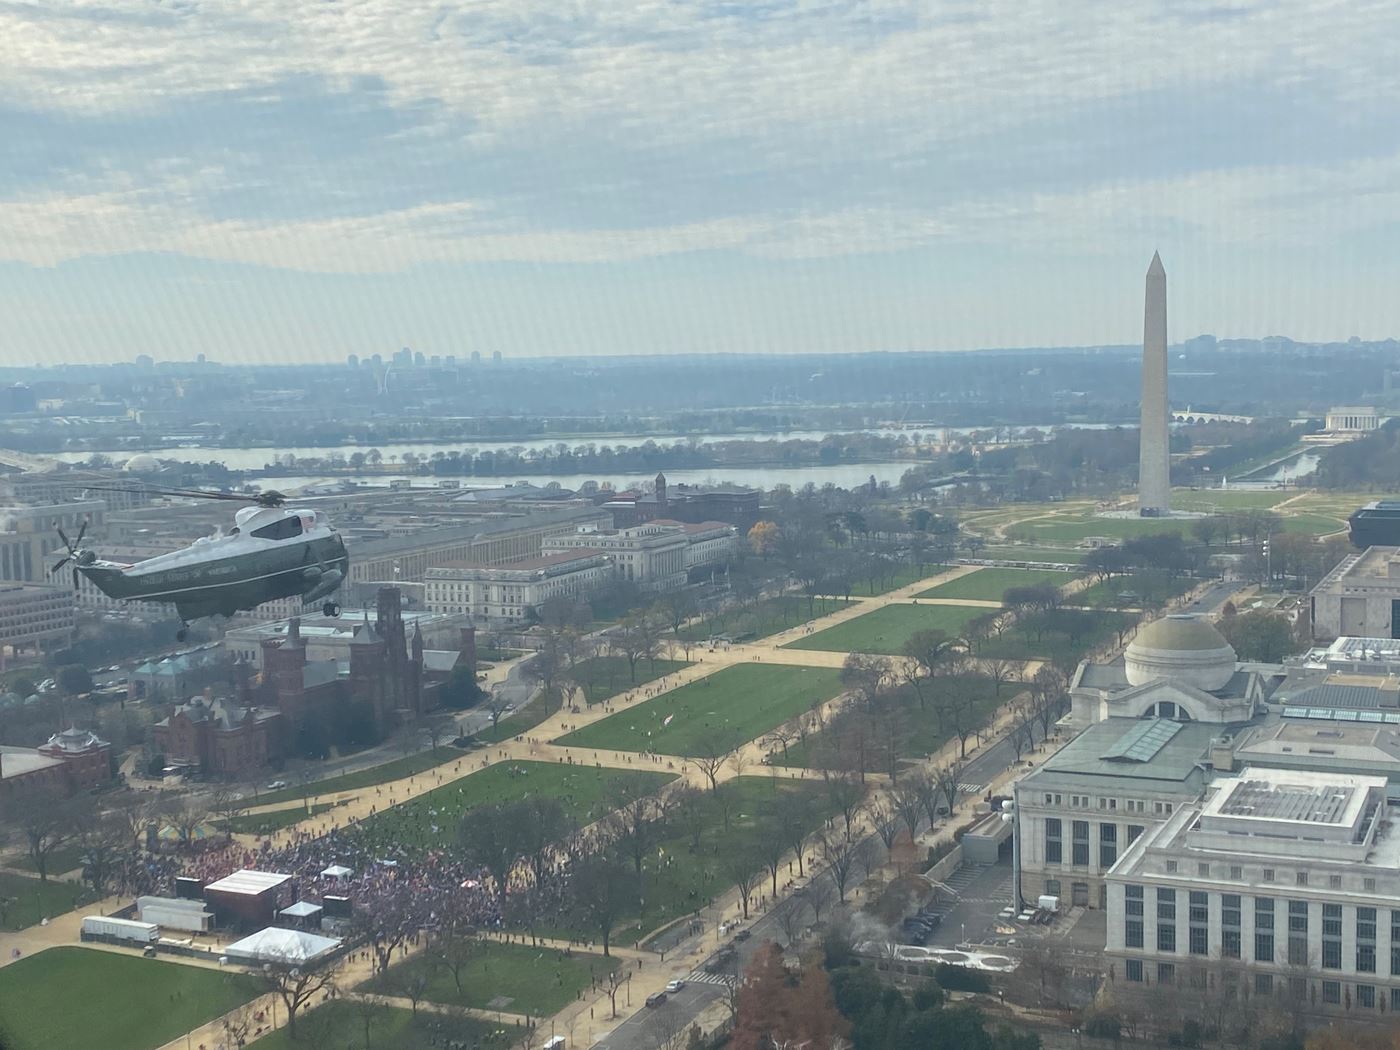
[1219,779,1355,823]
[1200,767,1384,836]
[1103,719,1183,762]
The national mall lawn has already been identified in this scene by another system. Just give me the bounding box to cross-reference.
[0,947,263,1050]
[553,664,844,757]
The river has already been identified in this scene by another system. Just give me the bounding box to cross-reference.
[47,422,1131,471]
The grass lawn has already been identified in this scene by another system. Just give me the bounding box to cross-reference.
[228,802,337,836]
[0,871,92,930]
[1171,489,1293,510]
[1007,515,1187,544]
[979,545,1087,564]
[473,694,553,744]
[8,845,84,877]
[566,655,689,705]
[778,675,1006,769]
[680,594,850,642]
[0,947,262,1050]
[1279,512,1348,536]
[1071,572,1196,609]
[246,1001,517,1050]
[364,940,620,1018]
[843,564,947,597]
[615,777,840,944]
[256,748,461,807]
[554,664,844,757]
[916,567,1080,602]
[978,611,1139,663]
[348,761,674,854]
[784,603,990,655]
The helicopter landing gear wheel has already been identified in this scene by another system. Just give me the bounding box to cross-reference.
[322,601,340,618]
[176,626,189,643]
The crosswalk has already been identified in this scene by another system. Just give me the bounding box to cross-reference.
[958,783,986,796]
[686,969,735,987]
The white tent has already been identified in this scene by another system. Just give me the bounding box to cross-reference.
[224,927,341,967]
[320,864,353,879]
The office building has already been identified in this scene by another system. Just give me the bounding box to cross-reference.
[1106,767,1400,1017]
[1310,546,1400,640]
[0,582,76,664]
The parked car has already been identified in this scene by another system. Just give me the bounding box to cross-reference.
[734,928,752,942]
[665,979,686,993]
[645,992,667,1007]
[266,779,289,790]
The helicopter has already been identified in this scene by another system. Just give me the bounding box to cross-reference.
[52,487,350,641]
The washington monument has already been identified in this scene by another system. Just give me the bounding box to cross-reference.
[1138,251,1170,515]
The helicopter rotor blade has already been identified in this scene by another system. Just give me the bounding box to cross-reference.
[74,520,87,549]
[50,555,71,574]
[56,526,72,552]
[72,567,80,591]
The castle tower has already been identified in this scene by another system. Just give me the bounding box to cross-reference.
[1138,252,1171,516]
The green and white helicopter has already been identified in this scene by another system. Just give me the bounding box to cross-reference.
[53,487,349,640]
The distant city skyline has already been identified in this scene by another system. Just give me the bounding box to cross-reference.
[3,1,1400,364]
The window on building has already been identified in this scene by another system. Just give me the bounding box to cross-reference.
[1157,962,1176,986]
[1322,980,1341,1005]
[1071,820,1089,865]
[1158,923,1176,953]
[1044,818,1062,864]
[1127,824,1144,844]
[1100,823,1117,868]
[1289,900,1309,933]
[1045,879,1061,897]
[1230,865,1243,880]
[1295,871,1308,887]
[1255,973,1273,997]
[1391,988,1400,1012]
[1365,877,1377,893]
[1329,874,1342,890]
[1197,862,1210,878]
[1125,958,1143,983]
[1263,868,1275,883]
[1358,984,1376,1009]
[1189,926,1208,955]
[1358,907,1377,973]
[1126,919,1144,949]
[1166,860,1178,873]
[1222,895,1241,960]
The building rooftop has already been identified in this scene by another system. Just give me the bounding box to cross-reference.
[1031,717,1221,788]
[204,869,293,896]
[435,548,607,573]
[1215,776,1358,824]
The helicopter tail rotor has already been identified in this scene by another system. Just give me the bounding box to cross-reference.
[50,517,93,590]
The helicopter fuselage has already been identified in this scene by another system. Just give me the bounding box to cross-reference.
[78,507,349,622]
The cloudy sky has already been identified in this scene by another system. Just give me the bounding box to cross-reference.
[3,0,1400,365]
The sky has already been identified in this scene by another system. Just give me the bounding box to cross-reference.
[3,0,1400,365]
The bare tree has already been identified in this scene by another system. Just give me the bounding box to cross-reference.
[891,781,925,840]
[802,879,836,924]
[260,958,337,1038]
[14,787,88,880]
[774,895,811,945]
[822,833,862,903]
[979,657,1020,697]
[112,791,159,851]
[74,810,127,896]
[727,750,750,779]
[723,848,764,919]
[484,688,513,732]
[821,770,866,838]
[210,785,247,840]
[349,991,393,1048]
[602,968,631,1018]
[690,739,727,793]
[933,760,966,815]
[869,799,900,852]
[775,791,816,877]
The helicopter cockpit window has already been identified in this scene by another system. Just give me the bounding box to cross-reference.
[251,516,304,541]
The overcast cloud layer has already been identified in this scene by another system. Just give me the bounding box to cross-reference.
[3,0,1399,363]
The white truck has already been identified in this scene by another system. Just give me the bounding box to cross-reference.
[81,916,159,945]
